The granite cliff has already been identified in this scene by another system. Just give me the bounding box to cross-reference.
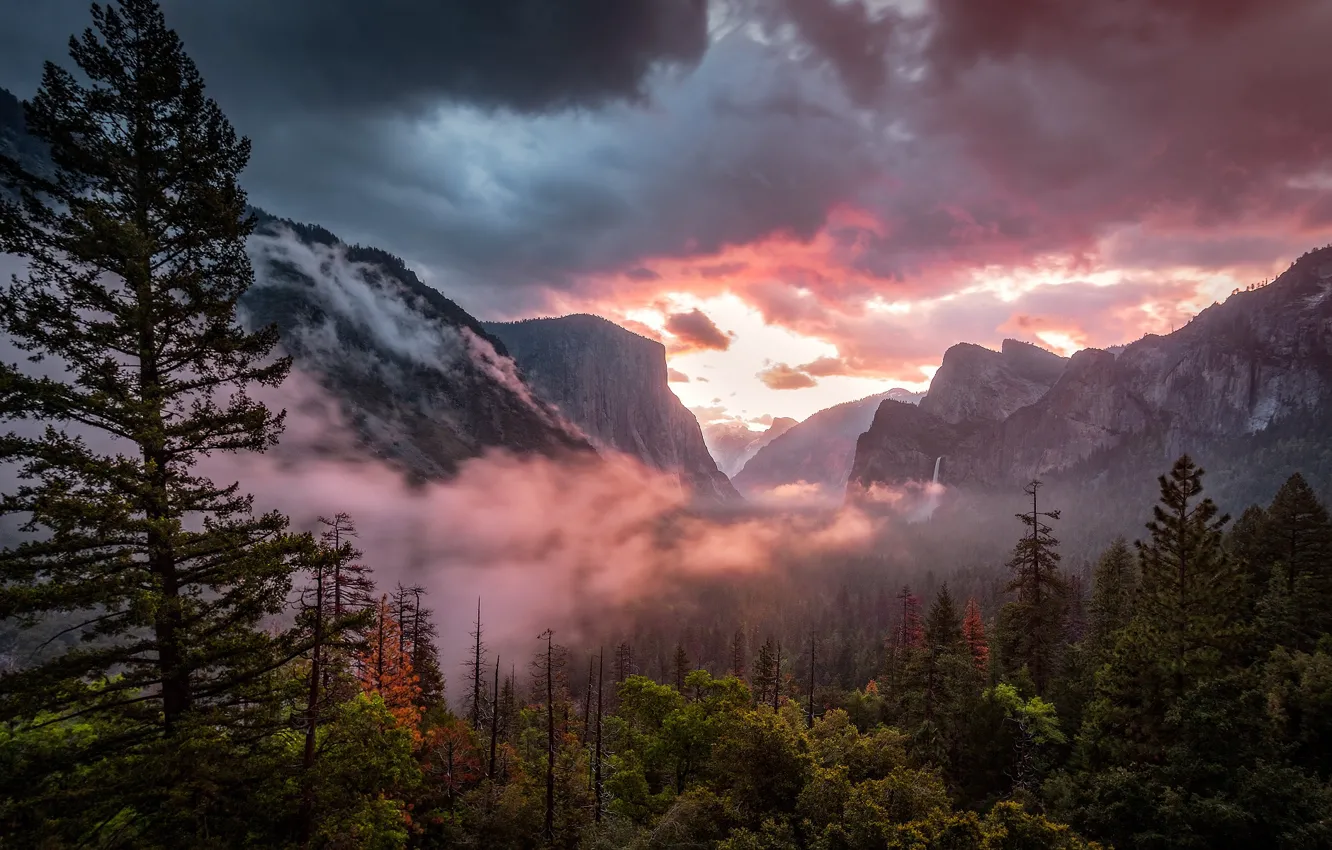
[849,247,1332,497]
[483,315,743,504]
[733,390,920,497]
[242,214,591,478]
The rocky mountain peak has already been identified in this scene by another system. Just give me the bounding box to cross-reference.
[918,340,1068,425]
[240,212,591,478]
[732,391,901,497]
[482,315,742,504]
[704,416,799,476]
[849,243,1332,498]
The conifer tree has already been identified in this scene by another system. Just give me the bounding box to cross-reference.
[1134,455,1239,690]
[296,516,375,843]
[488,654,500,778]
[806,635,818,728]
[614,642,633,684]
[895,585,925,648]
[594,649,604,823]
[0,0,308,828]
[320,513,375,624]
[497,668,517,753]
[1260,473,1332,645]
[1228,504,1271,608]
[1265,473,1332,586]
[1001,480,1067,694]
[962,598,989,674]
[1086,537,1136,659]
[885,586,924,700]
[531,628,567,844]
[1064,574,1088,645]
[924,583,964,650]
[753,637,776,707]
[465,598,488,728]
[673,643,690,692]
[731,628,746,680]
[582,655,595,743]
[403,585,444,706]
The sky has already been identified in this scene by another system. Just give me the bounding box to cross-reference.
[4,0,1332,426]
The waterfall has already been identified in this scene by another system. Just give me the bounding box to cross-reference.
[932,456,942,484]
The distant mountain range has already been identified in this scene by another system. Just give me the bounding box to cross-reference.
[848,247,1332,534]
[242,214,593,478]
[702,418,798,477]
[732,389,922,498]
[0,87,735,501]
[9,82,1332,521]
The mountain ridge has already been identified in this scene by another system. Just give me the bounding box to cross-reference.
[849,246,1332,497]
[733,390,919,497]
[482,314,743,504]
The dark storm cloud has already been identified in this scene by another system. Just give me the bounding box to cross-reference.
[775,0,899,105]
[914,0,1332,238]
[0,0,709,115]
[3,0,1331,322]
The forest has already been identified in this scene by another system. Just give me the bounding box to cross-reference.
[3,2,1332,848]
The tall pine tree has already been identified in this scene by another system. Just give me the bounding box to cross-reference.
[1259,473,1332,647]
[1134,455,1240,691]
[0,0,307,834]
[999,480,1067,694]
[1086,537,1136,661]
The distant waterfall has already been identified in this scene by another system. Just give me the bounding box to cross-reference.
[932,456,942,484]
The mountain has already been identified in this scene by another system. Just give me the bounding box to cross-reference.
[482,315,743,504]
[732,390,918,497]
[3,88,736,496]
[242,214,591,478]
[0,88,51,185]
[850,246,1332,504]
[918,339,1067,424]
[703,417,798,476]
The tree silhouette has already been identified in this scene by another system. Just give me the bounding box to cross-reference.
[1002,480,1067,694]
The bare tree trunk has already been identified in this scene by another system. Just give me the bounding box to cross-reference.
[489,654,500,779]
[542,630,555,845]
[299,564,325,846]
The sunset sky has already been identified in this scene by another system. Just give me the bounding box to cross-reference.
[5,0,1331,425]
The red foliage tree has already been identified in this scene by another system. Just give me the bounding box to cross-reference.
[422,719,483,805]
[357,595,422,738]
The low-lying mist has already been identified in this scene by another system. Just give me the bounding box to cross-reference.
[207,375,942,670]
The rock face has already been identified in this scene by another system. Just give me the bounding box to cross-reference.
[242,213,591,478]
[703,417,798,476]
[918,339,1067,425]
[482,315,743,504]
[849,246,1332,495]
[733,391,915,496]
[848,401,968,490]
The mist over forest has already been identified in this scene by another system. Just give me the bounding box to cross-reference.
[5,1,1332,849]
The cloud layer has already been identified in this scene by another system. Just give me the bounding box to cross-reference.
[3,0,1331,420]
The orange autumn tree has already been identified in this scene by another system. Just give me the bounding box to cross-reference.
[422,719,484,806]
[357,594,422,737]
[963,598,990,674]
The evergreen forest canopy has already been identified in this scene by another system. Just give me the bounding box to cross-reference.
[1,2,1332,848]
